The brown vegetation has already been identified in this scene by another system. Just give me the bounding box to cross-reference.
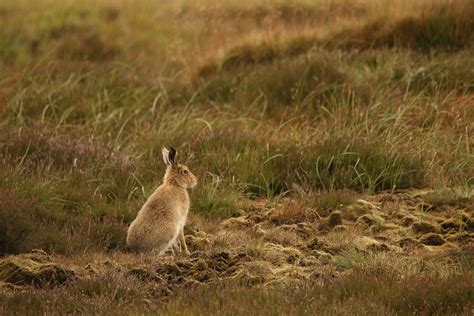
[0,0,473,314]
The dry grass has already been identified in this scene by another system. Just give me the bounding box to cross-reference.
[0,0,473,314]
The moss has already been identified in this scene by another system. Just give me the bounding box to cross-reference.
[0,250,75,287]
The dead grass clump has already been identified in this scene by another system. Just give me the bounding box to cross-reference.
[314,191,356,217]
[185,231,213,252]
[233,261,274,286]
[263,227,304,247]
[465,217,474,232]
[269,199,315,224]
[261,243,302,265]
[422,189,473,210]
[342,202,372,221]
[220,216,251,230]
[354,236,390,253]
[445,233,473,245]
[355,214,378,227]
[318,211,344,232]
[0,249,75,287]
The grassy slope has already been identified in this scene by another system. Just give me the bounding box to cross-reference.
[0,0,473,314]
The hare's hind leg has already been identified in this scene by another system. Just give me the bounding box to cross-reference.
[170,240,181,256]
[173,239,181,253]
[179,230,190,256]
[158,227,180,256]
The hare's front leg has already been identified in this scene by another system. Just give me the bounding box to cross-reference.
[179,229,190,256]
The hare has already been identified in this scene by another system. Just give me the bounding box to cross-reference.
[126,147,198,255]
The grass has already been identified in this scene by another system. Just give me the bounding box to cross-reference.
[1,251,472,315]
[422,188,473,209]
[163,254,474,315]
[330,1,474,52]
[0,0,473,313]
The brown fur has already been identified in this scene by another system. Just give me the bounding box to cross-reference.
[126,148,198,254]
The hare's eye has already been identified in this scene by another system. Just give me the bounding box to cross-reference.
[183,170,189,175]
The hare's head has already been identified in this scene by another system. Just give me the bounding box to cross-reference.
[162,147,198,189]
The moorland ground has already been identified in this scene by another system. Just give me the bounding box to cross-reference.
[0,0,473,314]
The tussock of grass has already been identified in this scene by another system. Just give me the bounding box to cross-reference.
[191,174,240,218]
[197,48,473,109]
[199,0,474,77]
[163,257,473,315]
[422,189,473,209]
[231,139,425,196]
[313,191,356,214]
[332,2,474,51]
[199,36,318,76]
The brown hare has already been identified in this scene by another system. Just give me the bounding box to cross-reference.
[126,147,198,255]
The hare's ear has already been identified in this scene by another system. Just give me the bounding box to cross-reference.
[168,147,177,165]
[162,147,171,166]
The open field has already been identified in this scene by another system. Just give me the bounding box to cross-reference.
[0,0,473,314]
